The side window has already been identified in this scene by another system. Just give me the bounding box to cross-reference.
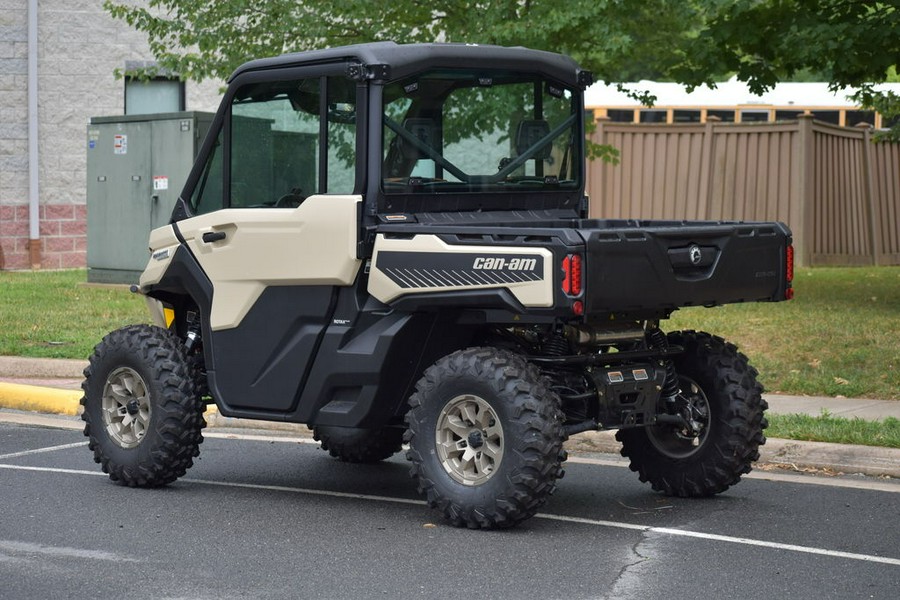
[231,79,321,208]
[230,76,357,209]
[326,77,358,194]
[188,74,357,215]
[190,130,223,215]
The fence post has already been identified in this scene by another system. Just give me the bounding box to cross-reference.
[588,114,609,219]
[856,123,881,265]
[698,115,720,220]
[594,112,608,145]
[796,114,815,267]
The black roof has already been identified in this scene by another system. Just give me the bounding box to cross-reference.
[229,41,590,88]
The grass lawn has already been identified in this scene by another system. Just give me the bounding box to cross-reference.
[669,266,900,400]
[1,267,898,400]
[0,269,148,359]
[767,413,900,449]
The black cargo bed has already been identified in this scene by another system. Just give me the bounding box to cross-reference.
[578,220,792,316]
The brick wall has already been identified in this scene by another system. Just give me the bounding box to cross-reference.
[0,203,86,269]
[0,0,220,271]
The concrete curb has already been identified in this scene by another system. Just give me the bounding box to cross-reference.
[561,430,900,478]
[0,382,82,416]
[0,356,87,379]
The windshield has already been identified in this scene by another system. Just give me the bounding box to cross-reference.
[382,69,581,196]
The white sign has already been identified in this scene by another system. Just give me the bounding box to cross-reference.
[153,176,169,191]
[113,134,127,155]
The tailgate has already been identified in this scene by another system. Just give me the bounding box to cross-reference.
[580,220,793,315]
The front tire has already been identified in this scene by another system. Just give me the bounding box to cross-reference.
[405,347,566,529]
[81,324,205,487]
[616,331,767,497]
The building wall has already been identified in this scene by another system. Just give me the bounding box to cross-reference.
[0,0,221,271]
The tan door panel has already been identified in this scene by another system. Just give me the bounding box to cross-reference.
[176,195,362,330]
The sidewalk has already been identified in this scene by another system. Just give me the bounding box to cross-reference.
[2,355,898,477]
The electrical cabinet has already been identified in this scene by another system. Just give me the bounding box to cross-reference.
[86,112,214,283]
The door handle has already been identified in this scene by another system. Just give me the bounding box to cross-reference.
[202,231,226,243]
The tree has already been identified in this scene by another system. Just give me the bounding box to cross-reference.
[674,0,900,139]
[107,0,900,138]
[105,0,698,95]
[106,0,703,162]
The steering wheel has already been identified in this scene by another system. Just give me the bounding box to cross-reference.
[275,188,306,208]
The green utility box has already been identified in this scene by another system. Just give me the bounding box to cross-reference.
[86,112,214,284]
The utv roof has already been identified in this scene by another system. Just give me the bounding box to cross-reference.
[229,41,592,88]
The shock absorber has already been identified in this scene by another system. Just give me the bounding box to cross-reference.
[541,329,571,357]
[184,311,202,353]
[648,327,680,411]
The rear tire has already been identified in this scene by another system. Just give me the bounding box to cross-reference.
[616,330,767,497]
[313,426,404,463]
[81,324,205,487]
[405,347,566,529]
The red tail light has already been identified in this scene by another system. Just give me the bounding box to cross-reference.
[562,254,583,296]
[785,244,794,300]
[786,245,794,283]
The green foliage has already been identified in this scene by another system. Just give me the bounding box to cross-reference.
[675,1,900,139]
[106,1,900,143]
[767,414,900,449]
[104,1,700,87]
[0,270,148,359]
[853,87,900,141]
[106,1,703,163]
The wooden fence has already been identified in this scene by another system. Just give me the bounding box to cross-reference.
[586,114,900,266]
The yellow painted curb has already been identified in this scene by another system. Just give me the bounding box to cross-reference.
[0,382,219,421]
[0,382,82,416]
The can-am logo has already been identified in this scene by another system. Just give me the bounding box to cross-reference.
[473,257,538,270]
[689,245,702,265]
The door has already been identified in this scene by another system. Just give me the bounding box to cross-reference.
[87,119,153,280]
[176,68,363,415]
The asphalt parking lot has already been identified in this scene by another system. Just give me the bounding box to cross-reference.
[1,418,898,599]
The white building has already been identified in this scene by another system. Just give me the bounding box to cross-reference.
[586,78,900,128]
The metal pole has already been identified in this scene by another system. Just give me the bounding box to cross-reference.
[27,0,40,268]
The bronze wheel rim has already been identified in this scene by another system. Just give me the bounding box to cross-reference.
[435,394,504,486]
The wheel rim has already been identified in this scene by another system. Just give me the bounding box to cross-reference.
[435,394,503,486]
[646,376,711,459]
[101,366,151,449]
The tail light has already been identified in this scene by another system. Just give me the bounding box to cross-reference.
[562,254,583,296]
[786,245,794,283]
[785,244,794,300]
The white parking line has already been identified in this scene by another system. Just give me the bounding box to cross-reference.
[0,464,104,477]
[3,434,896,495]
[0,540,138,562]
[0,441,88,460]
[537,513,900,566]
[0,462,898,567]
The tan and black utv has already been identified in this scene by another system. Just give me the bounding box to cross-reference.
[82,42,793,529]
